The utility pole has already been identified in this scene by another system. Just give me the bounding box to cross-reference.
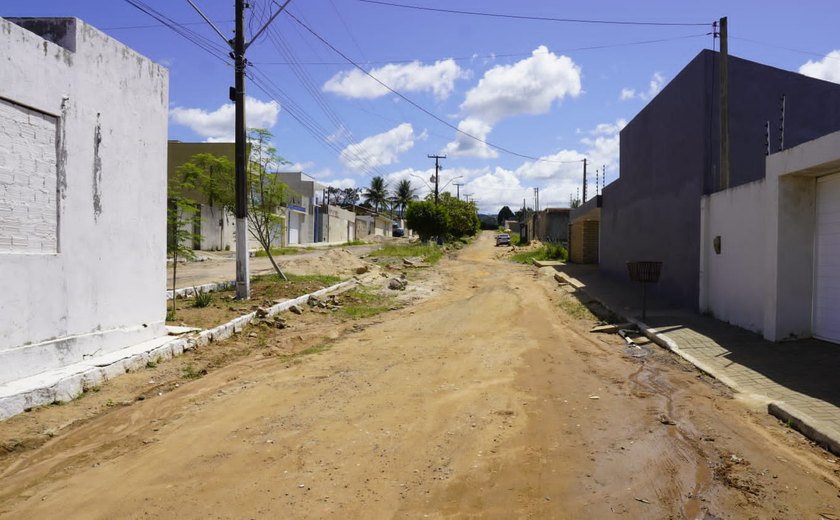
[428,154,446,204]
[233,0,249,300]
[582,158,588,202]
[453,182,464,200]
[186,0,290,299]
[719,16,730,191]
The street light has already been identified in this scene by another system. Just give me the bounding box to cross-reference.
[439,175,463,194]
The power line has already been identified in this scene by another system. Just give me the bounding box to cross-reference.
[357,0,711,27]
[253,33,707,65]
[101,19,234,30]
[284,10,578,163]
[730,36,840,61]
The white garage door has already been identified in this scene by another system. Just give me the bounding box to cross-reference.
[814,172,840,343]
[288,212,301,245]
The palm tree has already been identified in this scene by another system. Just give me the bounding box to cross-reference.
[393,179,416,218]
[364,176,389,213]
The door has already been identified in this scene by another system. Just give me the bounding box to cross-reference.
[288,212,301,245]
[814,172,840,343]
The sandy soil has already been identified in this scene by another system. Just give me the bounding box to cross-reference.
[3,232,840,519]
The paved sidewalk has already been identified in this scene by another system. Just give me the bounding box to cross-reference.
[548,262,840,456]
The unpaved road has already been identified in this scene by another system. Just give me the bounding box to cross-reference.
[3,233,840,518]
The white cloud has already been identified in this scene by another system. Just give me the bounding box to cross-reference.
[170,96,280,141]
[619,72,665,102]
[286,161,314,172]
[444,118,498,158]
[799,50,840,84]
[323,59,469,100]
[322,177,357,189]
[460,46,582,124]
[339,123,416,171]
[515,150,586,180]
[445,46,581,158]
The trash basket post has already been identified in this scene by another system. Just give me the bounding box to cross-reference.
[626,261,662,322]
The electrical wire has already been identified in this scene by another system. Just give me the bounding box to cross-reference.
[101,19,233,30]
[730,36,840,61]
[357,0,711,27]
[284,9,580,163]
[121,0,231,65]
[253,32,707,65]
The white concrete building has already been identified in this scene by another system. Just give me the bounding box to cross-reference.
[700,130,840,343]
[276,172,324,244]
[0,18,169,384]
[323,205,356,243]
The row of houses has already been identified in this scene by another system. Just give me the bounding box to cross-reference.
[169,143,397,252]
[566,49,840,344]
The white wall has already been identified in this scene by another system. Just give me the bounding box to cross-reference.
[699,180,767,333]
[0,18,168,384]
[325,205,355,243]
[764,130,840,341]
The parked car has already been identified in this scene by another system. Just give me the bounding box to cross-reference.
[392,224,405,237]
[496,233,511,246]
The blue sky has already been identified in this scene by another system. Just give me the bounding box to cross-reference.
[5,1,840,213]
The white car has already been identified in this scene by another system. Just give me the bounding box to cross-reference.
[495,233,511,246]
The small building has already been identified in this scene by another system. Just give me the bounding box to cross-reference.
[524,208,570,244]
[276,172,324,245]
[569,196,601,264]
[0,17,168,384]
[322,204,356,243]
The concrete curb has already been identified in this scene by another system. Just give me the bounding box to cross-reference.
[0,279,356,421]
[166,280,236,300]
[551,268,840,456]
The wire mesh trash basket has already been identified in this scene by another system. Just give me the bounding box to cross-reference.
[626,261,663,320]
[627,261,662,283]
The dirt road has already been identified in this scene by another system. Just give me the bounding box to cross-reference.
[3,233,840,518]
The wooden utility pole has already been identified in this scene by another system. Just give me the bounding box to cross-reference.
[719,16,730,191]
[428,154,446,204]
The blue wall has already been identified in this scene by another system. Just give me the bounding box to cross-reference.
[601,50,840,310]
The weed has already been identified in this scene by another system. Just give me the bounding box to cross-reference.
[105,399,115,407]
[145,360,158,369]
[166,309,177,322]
[253,247,303,257]
[192,287,213,308]
[340,240,366,246]
[510,243,568,264]
[182,363,206,380]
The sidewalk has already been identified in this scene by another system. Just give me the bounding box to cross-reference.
[547,262,840,456]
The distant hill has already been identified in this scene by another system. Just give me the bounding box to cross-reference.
[478,213,498,230]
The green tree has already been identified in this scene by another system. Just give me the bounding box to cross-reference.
[364,176,389,213]
[439,192,480,239]
[405,200,448,242]
[497,205,515,226]
[167,176,201,316]
[247,128,291,280]
[392,178,416,218]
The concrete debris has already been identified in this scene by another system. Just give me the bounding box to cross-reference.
[388,278,408,291]
[289,304,304,315]
[255,307,269,318]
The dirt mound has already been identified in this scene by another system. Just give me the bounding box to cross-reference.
[283,248,369,276]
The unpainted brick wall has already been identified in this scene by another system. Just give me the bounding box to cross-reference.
[0,98,58,253]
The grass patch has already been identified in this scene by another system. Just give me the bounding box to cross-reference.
[510,243,568,264]
[369,243,443,264]
[511,232,522,246]
[339,286,394,319]
[340,240,366,246]
[558,295,596,320]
